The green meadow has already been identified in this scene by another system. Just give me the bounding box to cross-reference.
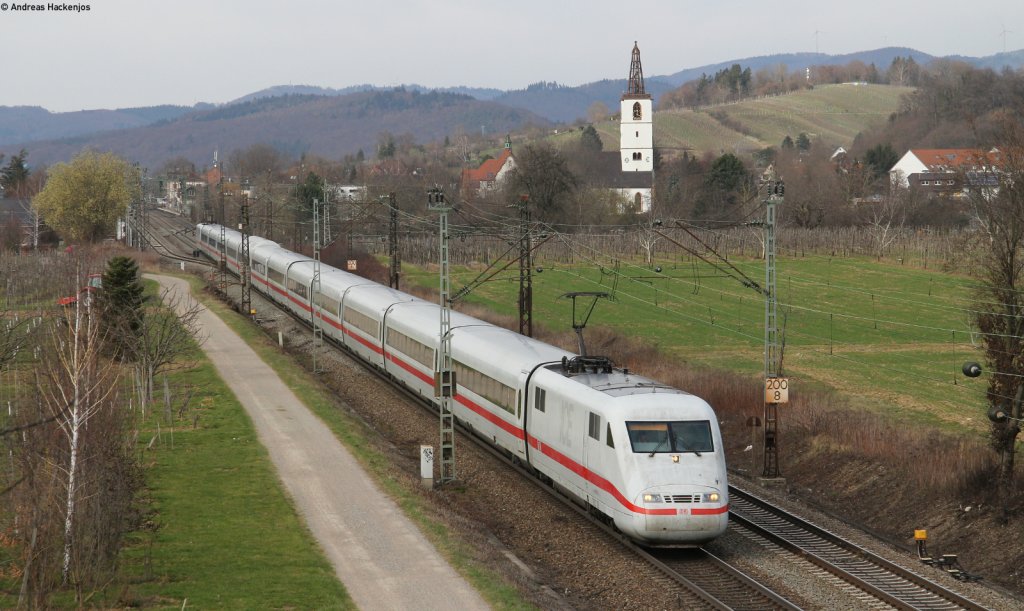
[405,249,991,437]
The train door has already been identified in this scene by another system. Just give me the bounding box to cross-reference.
[583,410,603,507]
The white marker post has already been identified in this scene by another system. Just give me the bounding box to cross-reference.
[420,445,434,488]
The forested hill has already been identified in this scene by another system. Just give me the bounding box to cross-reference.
[854,65,1024,153]
[6,89,549,169]
[0,104,201,147]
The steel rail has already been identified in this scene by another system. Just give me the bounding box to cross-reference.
[729,484,989,611]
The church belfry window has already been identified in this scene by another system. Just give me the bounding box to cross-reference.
[633,102,642,120]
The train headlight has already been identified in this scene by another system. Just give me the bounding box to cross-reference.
[643,493,663,503]
[703,492,720,503]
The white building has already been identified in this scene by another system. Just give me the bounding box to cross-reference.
[616,42,654,211]
[890,148,1001,192]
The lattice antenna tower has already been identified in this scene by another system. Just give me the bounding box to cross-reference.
[762,172,784,478]
[428,187,456,484]
[386,192,401,289]
[312,198,324,374]
[516,195,533,337]
[239,196,252,319]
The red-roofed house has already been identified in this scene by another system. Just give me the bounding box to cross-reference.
[890,148,1002,192]
[461,135,516,197]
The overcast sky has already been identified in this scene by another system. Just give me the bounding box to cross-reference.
[3,0,1022,112]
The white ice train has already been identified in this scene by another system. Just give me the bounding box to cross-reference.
[197,223,729,546]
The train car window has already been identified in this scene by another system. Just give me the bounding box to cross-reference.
[227,246,238,260]
[253,262,266,276]
[588,412,600,440]
[288,278,309,300]
[626,421,713,454]
[534,388,546,412]
[385,328,432,368]
[268,266,284,284]
[453,360,515,415]
[343,307,379,338]
[606,423,615,448]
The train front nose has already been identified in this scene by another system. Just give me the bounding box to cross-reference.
[633,486,729,544]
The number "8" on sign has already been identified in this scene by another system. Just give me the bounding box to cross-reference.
[764,377,789,404]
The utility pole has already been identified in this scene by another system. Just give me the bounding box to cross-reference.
[428,187,456,484]
[515,195,533,337]
[265,169,274,241]
[762,175,786,479]
[126,199,135,249]
[312,198,324,374]
[386,192,400,289]
[240,196,252,319]
[140,167,149,251]
[217,186,227,296]
[323,187,332,246]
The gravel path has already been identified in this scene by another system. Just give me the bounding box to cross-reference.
[150,274,489,611]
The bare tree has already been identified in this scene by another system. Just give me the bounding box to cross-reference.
[968,120,1024,514]
[134,286,205,403]
[637,219,662,266]
[861,183,920,258]
[37,297,118,586]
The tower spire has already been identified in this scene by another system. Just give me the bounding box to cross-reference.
[627,41,645,96]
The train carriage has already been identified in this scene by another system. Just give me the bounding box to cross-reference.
[382,302,444,399]
[450,324,571,459]
[340,285,420,368]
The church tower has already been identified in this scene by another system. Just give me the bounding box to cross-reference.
[620,42,653,172]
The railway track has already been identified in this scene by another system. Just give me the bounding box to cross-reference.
[146,223,999,610]
[139,208,209,267]
[729,485,989,610]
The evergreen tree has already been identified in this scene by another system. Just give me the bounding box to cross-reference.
[1,149,30,194]
[796,132,812,151]
[99,256,146,358]
[781,135,794,149]
[864,143,899,180]
[694,153,751,220]
[580,125,603,153]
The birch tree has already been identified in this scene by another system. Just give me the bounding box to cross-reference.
[38,293,118,587]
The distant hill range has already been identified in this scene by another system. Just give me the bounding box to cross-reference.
[3,46,1022,167]
[10,90,547,169]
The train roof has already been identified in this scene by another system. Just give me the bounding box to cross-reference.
[452,324,572,373]
[344,283,426,314]
[542,363,691,398]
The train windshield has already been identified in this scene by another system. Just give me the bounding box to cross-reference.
[626,421,714,455]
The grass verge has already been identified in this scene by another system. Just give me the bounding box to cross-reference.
[114,279,354,609]
[180,275,530,609]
